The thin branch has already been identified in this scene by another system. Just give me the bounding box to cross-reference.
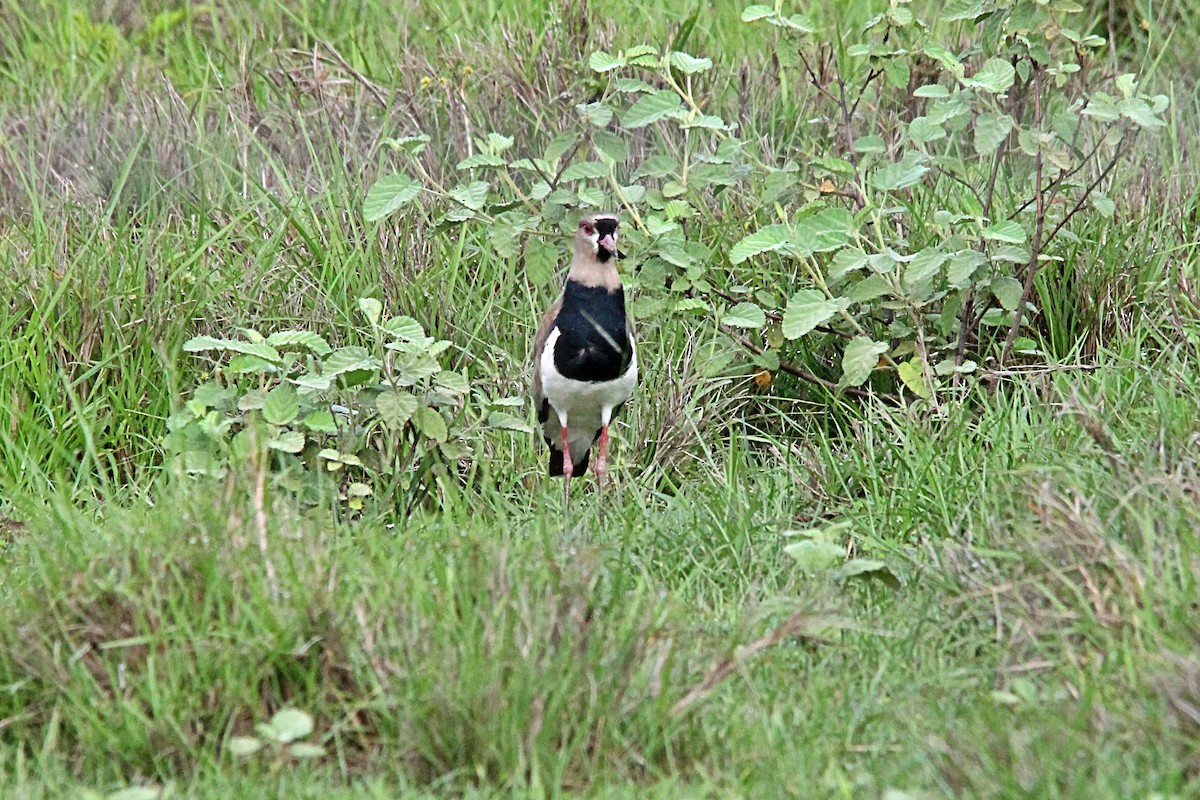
[731,332,879,400]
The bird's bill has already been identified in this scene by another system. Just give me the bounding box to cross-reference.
[598,233,617,251]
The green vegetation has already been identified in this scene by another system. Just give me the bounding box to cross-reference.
[1,0,1198,797]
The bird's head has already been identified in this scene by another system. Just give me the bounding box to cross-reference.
[576,213,619,263]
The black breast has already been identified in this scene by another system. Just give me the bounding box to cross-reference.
[553,281,632,383]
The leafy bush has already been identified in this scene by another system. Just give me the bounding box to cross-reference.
[166,299,469,512]
[366,0,1166,406]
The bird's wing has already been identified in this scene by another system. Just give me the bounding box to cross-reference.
[531,295,563,409]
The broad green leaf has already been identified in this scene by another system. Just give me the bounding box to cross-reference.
[811,155,855,174]
[854,135,887,154]
[982,220,1027,244]
[903,247,946,292]
[784,540,844,571]
[793,207,856,253]
[267,430,305,453]
[302,410,337,433]
[1081,92,1119,121]
[226,736,263,756]
[682,113,730,130]
[847,274,891,303]
[290,743,327,759]
[545,132,578,164]
[913,84,949,98]
[962,57,1015,93]
[488,411,532,433]
[592,130,628,163]
[841,336,887,387]
[991,276,1024,311]
[1118,97,1165,128]
[730,224,791,264]
[358,297,383,326]
[413,406,448,442]
[588,50,624,72]
[455,153,506,170]
[268,709,314,743]
[377,391,418,429]
[322,347,379,377]
[363,174,421,221]
[722,302,766,329]
[1090,194,1116,218]
[896,359,933,399]
[632,154,679,180]
[183,336,282,364]
[559,161,610,181]
[990,244,1030,263]
[483,132,514,154]
[831,559,901,586]
[575,102,614,127]
[783,289,839,338]
[266,330,331,355]
[741,5,776,21]
[262,384,299,425]
[974,112,1013,155]
[383,316,426,341]
[622,90,683,128]
[946,250,985,287]
[107,789,161,800]
[435,370,469,395]
[870,152,929,191]
[450,180,489,210]
[828,247,869,282]
[238,389,266,411]
[669,51,712,74]
[384,133,430,156]
[907,116,946,145]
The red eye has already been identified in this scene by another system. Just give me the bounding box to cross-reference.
[581,223,594,235]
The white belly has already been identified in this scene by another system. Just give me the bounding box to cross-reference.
[539,328,637,459]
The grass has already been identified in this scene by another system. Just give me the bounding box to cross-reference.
[2,0,1200,797]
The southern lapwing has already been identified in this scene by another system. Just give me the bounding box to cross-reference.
[532,212,637,517]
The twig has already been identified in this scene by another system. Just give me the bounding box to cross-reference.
[250,435,280,601]
[731,332,878,400]
[670,608,825,719]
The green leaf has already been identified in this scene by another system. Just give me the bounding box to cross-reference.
[435,370,469,395]
[828,247,869,282]
[962,57,1015,93]
[268,709,314,743]
[1090,194,1116,218]
[559,161,610,181]
[669,51,712,74]
[358,297,383,326]
[413,406,448,443]
[632,154,679,180]
[907,116,946,145]
[792,207,856,253]
[592,130,628,163]
[226,736,263,756]
[183,336,282,363]
[854,135,887,154]
[722,302,767,329]
[488,411,532,433]
[870,152,929,191]
[322,347,379,377]
[382,316,426,341]
[897,359,933,399]
[267,430,305,453]
[262,384,299,425]
[107,789,161,800]
[302,410,337,433]
[982,220,1027,244]
[991,276,1024,311]
[841,336,887,387]
[1081,92,1119,122]
[575,102,614,127]
[831,559,900,587]
[903,248,946,293]
[377,391,418,429]
[545,132,578,164]
[913,84,949,98]
[364,173,421,222]
[455,153,506,170]
[782,289,839,338]
[741,5,776,21]
[946,250,985,287]
[266,330,332,355]
[974,112,1013,155]
[784,540,844,571]
[588,50,624,72]
[730,224,791,264]
[450,180,489,210]
[622,90,683,128]
[290,743,327,759]
[847,274,891,303]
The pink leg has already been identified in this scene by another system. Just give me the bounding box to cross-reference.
[560,425,573,513]
[596,425,609,523]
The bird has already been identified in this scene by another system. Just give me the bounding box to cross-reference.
[531,212,637,518]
